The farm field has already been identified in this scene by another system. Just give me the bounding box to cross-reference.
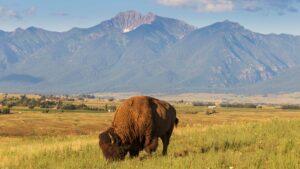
[0,99,300,169]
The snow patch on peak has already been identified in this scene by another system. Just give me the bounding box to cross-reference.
[112,11,156,33]
[123,28,132,33]
[123,27,138,33]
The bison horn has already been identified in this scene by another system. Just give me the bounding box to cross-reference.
[108,133,115,144]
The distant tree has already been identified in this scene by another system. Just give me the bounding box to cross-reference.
[220,102,257,108]
[39,95,46,101]
[19,95,30,106]
[56,101,63,109]
[28,105,35,109]
[281,105,300,110]
[61,104,77,110]
[108,97,115,102]
[105,104,108,111]
[42,109,50,113]
[6,102,15,109]
[107,105,117,112]
[0,107,10,114]
[40,101,56,108]
[193,102,215,106]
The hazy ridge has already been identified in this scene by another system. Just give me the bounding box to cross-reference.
[1,10,300,94]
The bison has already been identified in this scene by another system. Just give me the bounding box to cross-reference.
[99,96,178,160]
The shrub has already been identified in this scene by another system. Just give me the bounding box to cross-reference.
[42,109,50,113]
[183,111,198,114]
[220,103,257,108]
[79,94,95,99]
[40,101,56,108]
[28,105,35,109]
[107,97,115,102]
[61,104,77,110]
[77,104,88,110]
[106,105,116,112]
[192,102,215,107]
[6,103,15,108]
[0,107,11,114]
[281,105,300,110]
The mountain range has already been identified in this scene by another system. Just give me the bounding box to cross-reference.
[0,10,300,94]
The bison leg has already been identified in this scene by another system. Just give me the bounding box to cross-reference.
[144,137,158,154]
[129,148,140,158]
[161,128,173,155]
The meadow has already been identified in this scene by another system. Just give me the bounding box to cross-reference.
[0,97,300,169]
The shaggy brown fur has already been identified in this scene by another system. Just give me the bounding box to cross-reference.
[99,96,178,160]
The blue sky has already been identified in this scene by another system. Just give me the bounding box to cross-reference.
[1,0,300,35]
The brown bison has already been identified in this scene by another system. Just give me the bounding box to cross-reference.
[99,96,178,160]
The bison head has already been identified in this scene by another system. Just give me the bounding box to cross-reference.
[99,128,128,160]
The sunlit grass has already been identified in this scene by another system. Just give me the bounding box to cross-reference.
[1,120,299,169]
[1,101,300,169]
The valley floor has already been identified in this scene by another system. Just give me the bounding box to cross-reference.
[0,105,300,169]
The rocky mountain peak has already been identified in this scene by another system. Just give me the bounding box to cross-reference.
[112,10,156,33]
[208,20,245,32]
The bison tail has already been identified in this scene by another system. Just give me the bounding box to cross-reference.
[175,118,179,127]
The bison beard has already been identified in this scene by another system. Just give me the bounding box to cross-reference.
[99,96,179,160]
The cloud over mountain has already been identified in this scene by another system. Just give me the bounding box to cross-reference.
[157,0,234,12]
[157,0,300,14]
[0,6,21,19]
[0,6,37,20]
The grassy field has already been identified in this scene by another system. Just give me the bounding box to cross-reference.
[0,102,300,169]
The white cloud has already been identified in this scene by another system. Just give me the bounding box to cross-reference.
[0,6,21,19]
[52,12,69,17]
[158,0,234,12]
[26,6,37,16]
[157,0,300,14]
[158,0,187,6]
[158,0,190,6]
[201,0,233,12]
[0,6,37,20]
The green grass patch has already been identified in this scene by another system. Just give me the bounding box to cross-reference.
[1,120,299,169]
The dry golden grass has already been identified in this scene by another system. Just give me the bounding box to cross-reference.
[1,120,299,169]
[1,99,300,169]
[0,112,113,136]
[1,103,300,137]
[94,92,300,104]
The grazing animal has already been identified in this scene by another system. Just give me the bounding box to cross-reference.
[208,106,217,110]
[99,96,178,160]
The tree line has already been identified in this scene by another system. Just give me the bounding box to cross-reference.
[0,95,116,114]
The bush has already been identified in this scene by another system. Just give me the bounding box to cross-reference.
[192,102,215,107]
[220,103,257,108]
[0,107,11,114]
[40,101,56,108]
[61,104,77,110]
[28,104,35,109]
[76,104,88,110]
[107,97,115,102]
[42,109,50,113]
[105,105,116,112]
[79,94,95,99]
[281,105,300,110]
